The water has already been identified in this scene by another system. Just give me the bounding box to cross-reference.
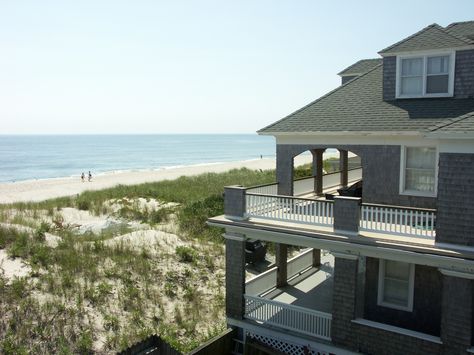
[0,134,276,183]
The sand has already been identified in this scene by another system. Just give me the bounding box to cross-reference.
[0,155,313,204]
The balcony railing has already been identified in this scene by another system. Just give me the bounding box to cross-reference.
[244,294,332,341]
[360,203,436,239]
[246,194,334,227]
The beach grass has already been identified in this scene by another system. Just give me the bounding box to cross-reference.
[0,164,319,353]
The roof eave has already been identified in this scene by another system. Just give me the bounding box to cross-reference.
[257,131,424,137]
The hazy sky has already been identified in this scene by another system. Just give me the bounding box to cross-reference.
[1,1,473,134]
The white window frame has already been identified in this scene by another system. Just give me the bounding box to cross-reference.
[399,145,438,197]
[377,259,415,312]
[395,51,455,98]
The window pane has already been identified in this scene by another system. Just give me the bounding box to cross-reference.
[385,260,410,280]
[406,147,436,169]
[401,77,422,95]
[401,58,423,76]
[383,279,409,307]
[405,169,435,192]
[427,75,449,93]
[427,56,449,75]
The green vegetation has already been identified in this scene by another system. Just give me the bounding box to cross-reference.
[0,163,334,353]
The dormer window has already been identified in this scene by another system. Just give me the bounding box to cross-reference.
[396,52,454,98]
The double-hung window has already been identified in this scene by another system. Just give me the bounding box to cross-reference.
[397,52,454,98]
[378,260,414,311]
[401,146,437,196]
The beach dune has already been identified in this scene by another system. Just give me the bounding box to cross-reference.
[0,156,312,204]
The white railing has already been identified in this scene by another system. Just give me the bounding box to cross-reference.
[360,204,436,239]
[246,194,333,226]
[246,249,313,296]
[244,295,332,341]
[247,182,278,195]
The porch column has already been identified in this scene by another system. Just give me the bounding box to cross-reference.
[225,233,246,320]
[312,248,321,267]
[311,149,324,196]
[333,196,361,237]
[339,149,348,187]
[275,243,288,287]
[331,252,360,348]
[439,270,473,354]
[276,145,294,196]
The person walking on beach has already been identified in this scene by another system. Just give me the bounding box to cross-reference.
[88,171,92,182]
[81,172,85,182]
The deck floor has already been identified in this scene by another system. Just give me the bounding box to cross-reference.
[263,253,334,314]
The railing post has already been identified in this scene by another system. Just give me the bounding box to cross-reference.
[334,196,361,237]
[224,185,247,221]
[276,243,288,287]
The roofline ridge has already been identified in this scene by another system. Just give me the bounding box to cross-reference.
[443,22,474,44]
[378,22,472,54]
[445,20,474,29]
[337,58,382,76]
[258,63,383,133]
[378,23,441,54]
[427,111,474,132]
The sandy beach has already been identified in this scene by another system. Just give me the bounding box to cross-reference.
[0,155,313,204]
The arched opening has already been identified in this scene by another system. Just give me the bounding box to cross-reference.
[292,148,362,199]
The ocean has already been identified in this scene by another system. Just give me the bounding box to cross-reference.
[0,134,276,183]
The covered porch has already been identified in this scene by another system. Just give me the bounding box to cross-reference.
[244,249,334,341]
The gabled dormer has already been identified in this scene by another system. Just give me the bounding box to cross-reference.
[337,58,382,85]
[380,22,474,100]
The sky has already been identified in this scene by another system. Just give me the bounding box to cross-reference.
[1,0,473,134]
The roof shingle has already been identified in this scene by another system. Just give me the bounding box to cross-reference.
[379,23,473,55]
[258,64,474,134]
[338,58,382,76]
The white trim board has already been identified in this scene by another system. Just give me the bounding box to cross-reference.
[207,220,474,273]
[352,318,443,344]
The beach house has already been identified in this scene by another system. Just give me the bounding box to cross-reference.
[208,21,474,354]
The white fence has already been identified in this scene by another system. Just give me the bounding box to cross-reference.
[245,249,313,296]
[360,204,436,239]
[246,194,334,226]
[247,182,278,195]
[244,295,332,341]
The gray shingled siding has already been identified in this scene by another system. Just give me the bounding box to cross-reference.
[341,75,357,85]
[383,56,397,101]
[331,257,358,347]
[352,322,442,355]
[454,49,474,99]
[436,153,474,246]
[276,144,436,208]
[225,237,246,319]
[440,276,473,354]
[364,258,442,336]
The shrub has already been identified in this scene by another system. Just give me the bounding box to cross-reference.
[175,246,197,263]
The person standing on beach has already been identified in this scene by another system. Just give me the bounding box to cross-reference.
[81,172,85,182]
[88,171,92,182]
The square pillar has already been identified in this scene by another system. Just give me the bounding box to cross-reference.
[311,149,324,196]
[275,243,288,287]
[440,270,473,354]
[333,196,361,237]
[276,146,294,196]
[312,248,321,267]
[225,233,246,319]
[224,185,247,221]
[331,253,359,347]
[339,149,348,187]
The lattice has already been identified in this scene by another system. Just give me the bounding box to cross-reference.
[247,332,332,355]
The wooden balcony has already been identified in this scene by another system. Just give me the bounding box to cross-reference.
[222,167,437,247]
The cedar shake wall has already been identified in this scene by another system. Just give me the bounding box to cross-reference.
[383,56,397,100]
[276,144,436,208]
[436,153,474,246]
[454,49,474,99]
[364,258,442,336]
[383,50,474,100]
